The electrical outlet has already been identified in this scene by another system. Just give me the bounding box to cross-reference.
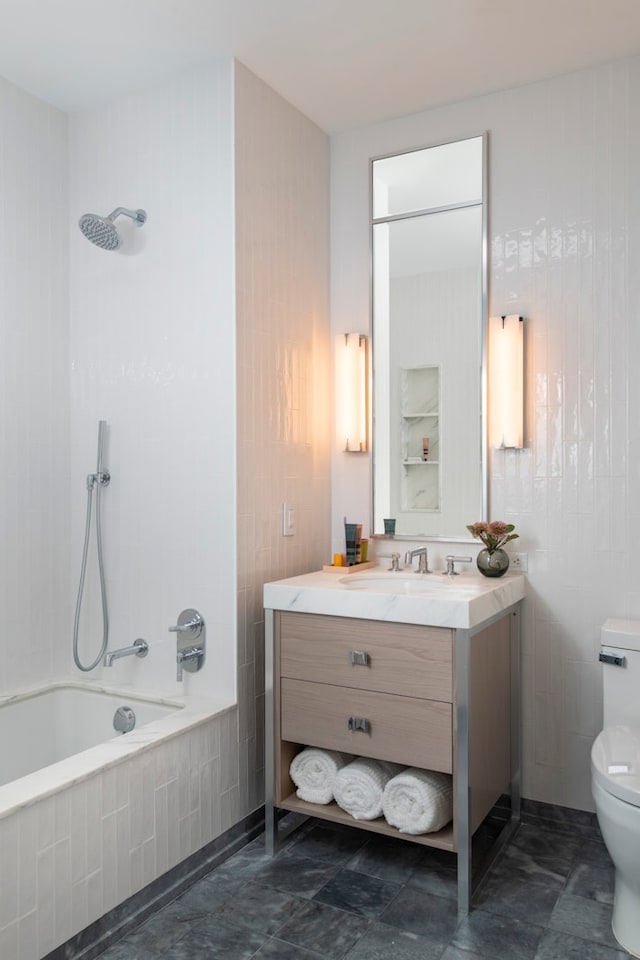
[281,502,295,536]
[510,552,528,572]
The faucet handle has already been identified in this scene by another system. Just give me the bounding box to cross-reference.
[169,613,202,633]
[444,555,473,576]
[389,552,402,572]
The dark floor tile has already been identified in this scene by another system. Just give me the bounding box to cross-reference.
[405,856,458,901]
[287,823,368,865]
[565,861,615,904]
[251,848,341,899]
[486,840,574,887]
[97,943,158,960]
[343,919,445,960]
[214,836,275,881]
[509,823,582,864]
[172,874,246,918]
[452,910,545,960]
[379,885,459,943]
[163,915,267,959]
[211,879,305,934]
[474,872,563,926]
[313,868,402,919]
[440,947,486,960]
[252,938,325,958]
[345,834,425,884]
[549,894,620,950]
[534,928,632,960]
[521,799,601,840]
[574,838,614,868]
[276,900,370,959]
[112,901,197,954]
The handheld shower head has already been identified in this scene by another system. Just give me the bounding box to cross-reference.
[79,207,147,251]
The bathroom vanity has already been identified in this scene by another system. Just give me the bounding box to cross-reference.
[263,567,525,916]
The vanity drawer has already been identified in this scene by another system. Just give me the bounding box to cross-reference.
[279,612,452,702]
[280,677,453,772]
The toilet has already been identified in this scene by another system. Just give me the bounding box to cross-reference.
[591,619,640,958]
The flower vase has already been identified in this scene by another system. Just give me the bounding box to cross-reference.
[476,547,509,578]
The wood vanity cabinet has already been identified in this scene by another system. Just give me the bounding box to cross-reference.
[267,609,515,860]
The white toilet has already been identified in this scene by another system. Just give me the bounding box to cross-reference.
[591,618,640,958]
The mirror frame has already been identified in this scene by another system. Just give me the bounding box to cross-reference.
[369,131,489,540]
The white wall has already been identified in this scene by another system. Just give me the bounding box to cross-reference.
[68,61,236,701]
[0,77,70,692]
[234,62,331,814]
[331,55,640,811]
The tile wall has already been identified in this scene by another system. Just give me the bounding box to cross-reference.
[0,77,69,692]
[331,55,640,811]
[67,61,236,702]
[234,62,331,816]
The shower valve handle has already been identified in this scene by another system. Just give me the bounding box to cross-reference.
[169,614,202,634]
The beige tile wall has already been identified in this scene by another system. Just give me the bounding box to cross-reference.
[234,62,331,817]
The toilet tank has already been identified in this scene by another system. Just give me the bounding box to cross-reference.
[601,618,640,727]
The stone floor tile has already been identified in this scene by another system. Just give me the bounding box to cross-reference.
[452,909,545,960]
[276,900,370,959]
[287,823,369,865]
[251,848,341,899]
[564,861,615,905]
[548,894,620,950]
[345,834,425,884]
[534,928,632,960]
[313,869,402,919]
[379,885,459,943]
[343,920,446,960]
[210,878,306,934]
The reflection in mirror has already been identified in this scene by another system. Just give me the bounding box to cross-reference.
[371,134,487,538]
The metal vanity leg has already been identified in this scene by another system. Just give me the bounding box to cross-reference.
[510,605,522,825]
[264,608,278,856]
[455,628,472,918]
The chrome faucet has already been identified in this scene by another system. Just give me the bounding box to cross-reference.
[170,607,206,681]
[444,555,472,576]
[405,547,429,574]
[389,551,402,572]
[104,638,149,667]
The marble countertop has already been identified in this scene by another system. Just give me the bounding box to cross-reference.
[264,566,526,629]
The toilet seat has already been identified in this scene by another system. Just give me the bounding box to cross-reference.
[592,725,640,808]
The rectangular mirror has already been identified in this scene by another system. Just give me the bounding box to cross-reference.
[371,133,488,537]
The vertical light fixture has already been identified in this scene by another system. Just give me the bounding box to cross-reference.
[489,314,524,449]
[336,333,368,452]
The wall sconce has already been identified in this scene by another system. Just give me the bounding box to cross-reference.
[336,333,368,452]
[489,314,524,449]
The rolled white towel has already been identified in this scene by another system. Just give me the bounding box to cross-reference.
[333,757,404,821]
[289,748,351,804]
[382,767,453,835]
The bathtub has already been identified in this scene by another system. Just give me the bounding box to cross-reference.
[0,680,237,960]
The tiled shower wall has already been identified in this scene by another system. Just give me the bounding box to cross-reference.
[68,61,236,702]
[0,77,70,692]
[332,55,640,811]
[234,62,331,816]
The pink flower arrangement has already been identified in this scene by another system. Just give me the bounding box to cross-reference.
[467,521,518,553]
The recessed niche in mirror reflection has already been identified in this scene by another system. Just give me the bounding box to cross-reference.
[371,134,487,538]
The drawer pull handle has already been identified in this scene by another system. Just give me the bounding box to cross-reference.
[349,650,370,666]
[348,716,370,733]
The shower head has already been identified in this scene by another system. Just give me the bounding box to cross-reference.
[78,207,147,251]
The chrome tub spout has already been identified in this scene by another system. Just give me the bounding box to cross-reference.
[104,638,149,667]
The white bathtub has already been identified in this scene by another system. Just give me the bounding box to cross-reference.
[0,680,237,960]
[0,684,182,788]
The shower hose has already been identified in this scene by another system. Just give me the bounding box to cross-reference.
[73,423,109,671]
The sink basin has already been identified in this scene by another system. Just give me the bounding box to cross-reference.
[339,574,481,596]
